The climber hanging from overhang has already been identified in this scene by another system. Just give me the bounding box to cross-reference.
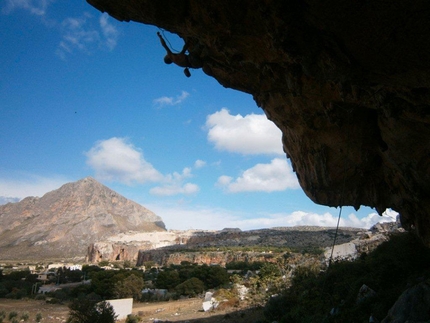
[157,31,203,77]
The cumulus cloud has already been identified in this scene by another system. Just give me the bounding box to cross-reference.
[85,137,163,184]
[2,0,53,16]
[194,160,206,169]
[217,158,300,192]
[147,203,398,231]
[349,209,399,228]
[153,91,189,107]
[56,12,119,59]
[206,108,283,155]
[150,167,199,196]
[0,174,69,199]
[86,138,199,196]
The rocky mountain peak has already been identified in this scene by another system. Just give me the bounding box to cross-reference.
[0,177,165,260]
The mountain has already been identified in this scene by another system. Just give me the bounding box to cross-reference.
[0,177,165,261]
[0,196,20,205]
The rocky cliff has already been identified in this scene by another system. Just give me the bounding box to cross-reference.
[86,0,430,245]
[86,226,368,265]
[0,177,165,260]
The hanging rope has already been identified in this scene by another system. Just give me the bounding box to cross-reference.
[327,156,349,267]
[328,206,344,267]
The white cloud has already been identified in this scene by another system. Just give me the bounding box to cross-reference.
[85,137,163,185]
[147,203,398,231]
[150,167,199,196]
[150,183,199,196]
[2,0,53,16]
[348,209,399,228]
[99,13,119,50]
[206,108,283,155]
[146,203,244,230]
[0,174,69,199]
[194,160,206,169]
[86,138,199,196]
[153,91,189,107]
[56,13,119,59]
[218,158,300,193]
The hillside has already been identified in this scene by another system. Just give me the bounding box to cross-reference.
[0,177,165,260]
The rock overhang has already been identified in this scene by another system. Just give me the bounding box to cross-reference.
[86,0,430,245]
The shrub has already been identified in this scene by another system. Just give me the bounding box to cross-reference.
[46,297,61,304]
[174,278,205,297]
[35,313,42,322]
[21,312,29,321]
[67,299,117,323]
[98,260,110,267]
[8,311,18,320]
[125,314,141,323]
[34,293,46,300]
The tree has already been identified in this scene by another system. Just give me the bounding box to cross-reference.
[192,265,229,289]
[67,299,117,323]
[114,274,144,300]
[175,277,205,297]
[155,270,181,290]
[259,263,282,279]
[205,266,229,289]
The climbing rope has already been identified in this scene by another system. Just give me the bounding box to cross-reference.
[328,205,344,267]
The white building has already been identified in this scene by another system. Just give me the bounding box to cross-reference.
[106,298,133,320]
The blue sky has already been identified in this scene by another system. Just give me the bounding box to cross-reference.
[0,1,397,230]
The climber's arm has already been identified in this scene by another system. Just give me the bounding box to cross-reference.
[157,32,172,54]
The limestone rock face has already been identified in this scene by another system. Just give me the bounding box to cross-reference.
[0,177,165,260]
[87,0,430,244]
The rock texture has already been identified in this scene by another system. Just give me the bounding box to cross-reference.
[0,177,165,260]
[382,281,430,323]
[87,226,366,264]
[87,230,197,263]
[132,226,365,266]
[86,0,430,244]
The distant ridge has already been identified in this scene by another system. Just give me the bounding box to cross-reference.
[0,196,20,205]
[0,177,165,260]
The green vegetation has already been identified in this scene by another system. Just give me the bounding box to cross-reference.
[67,299,117,323]
[126,314,142,323]
[175,277,205,296]
[226,261,265,271]
[114,274,144,300]
[183,245,291,253]
[97,260,110,267]
[155,264,229,291]
[262,233,430,323]
[8,311,18,321]
[20,312,29,321]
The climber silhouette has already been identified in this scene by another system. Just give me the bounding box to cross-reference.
[157,31,202,77]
